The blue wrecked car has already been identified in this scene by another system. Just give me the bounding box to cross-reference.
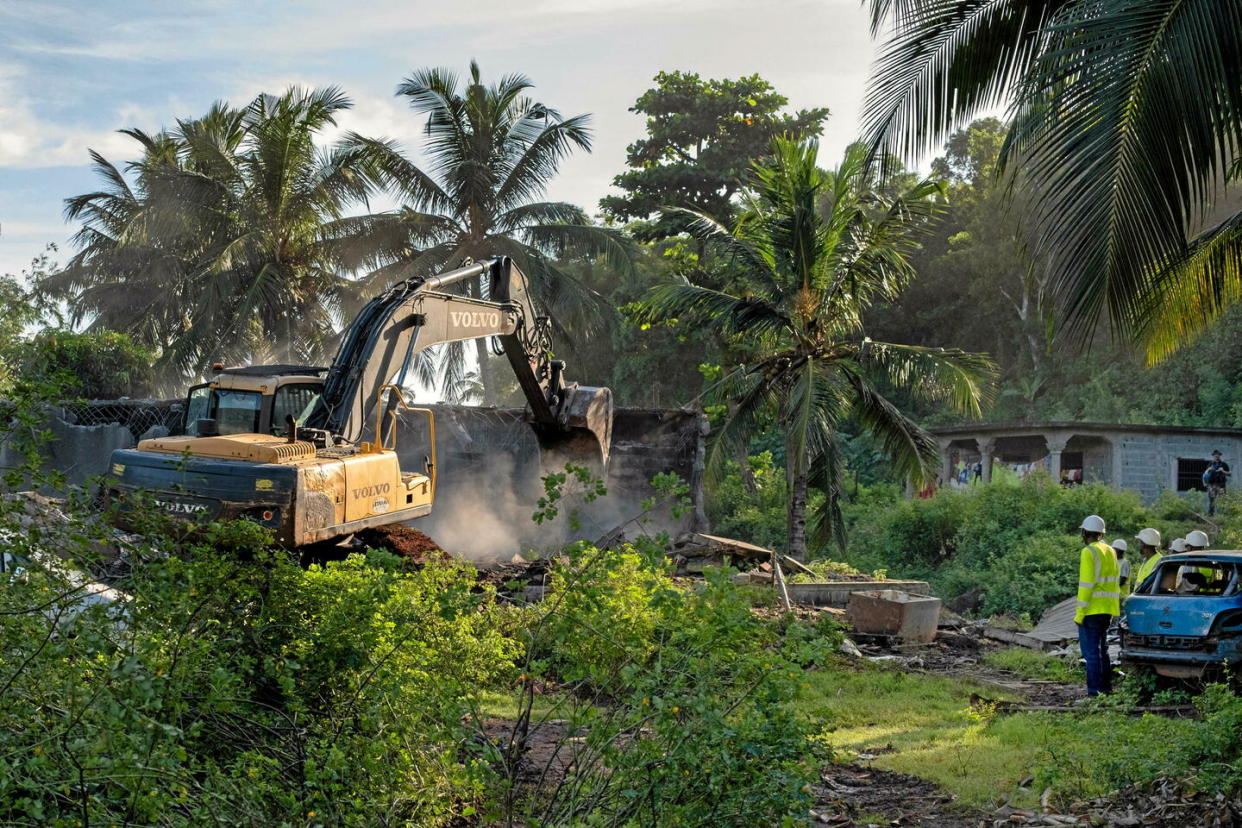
[1121,551,1242,679]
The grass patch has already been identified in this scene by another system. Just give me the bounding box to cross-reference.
[983,648,1083,683]
[473,689,581,721]
[793,661,1196,809]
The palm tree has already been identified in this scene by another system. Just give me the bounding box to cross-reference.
[42,87,397,386]
[347,61,630,401]
[864,1,1242,357]
[642,139,993,558]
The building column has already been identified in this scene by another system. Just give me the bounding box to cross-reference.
[978,437,996,484]
[940,439,955,485]
[1045,433,1069,482]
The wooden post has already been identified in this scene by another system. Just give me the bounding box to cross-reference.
[772,550,792,614]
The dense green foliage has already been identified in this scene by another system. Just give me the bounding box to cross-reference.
[641,137,992,556]
[838,477,1214,619]
[866,0,1242,356]
[17,330,156,399]
[0,453,832,826]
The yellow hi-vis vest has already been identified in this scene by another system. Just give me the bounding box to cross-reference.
[1075,540,1121,623]
[1133,552,1162,591]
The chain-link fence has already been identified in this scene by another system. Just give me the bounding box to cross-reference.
[59,400,183,443]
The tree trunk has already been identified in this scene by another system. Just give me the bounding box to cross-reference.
[475,336,493,406]
[736,443,758,494]
[787,468,809,561]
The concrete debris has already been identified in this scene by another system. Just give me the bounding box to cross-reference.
[865,654,924,669]
[839,637,863,658]
[847,589,942,643]
[788,579,931,608]
[667,532,774,575]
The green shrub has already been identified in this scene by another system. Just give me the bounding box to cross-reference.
[0,518,512,826]
[709,451,795,551]
[837,477,1202,618]
[18,329,156,399]
[516,561,824,825]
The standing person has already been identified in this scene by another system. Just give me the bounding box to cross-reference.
[1132,528,1163,593]
[1075,515,1121,696]
[1203,450,1231,516]
[1111,538,1131,595]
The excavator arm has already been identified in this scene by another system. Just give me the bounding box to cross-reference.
[306,257,612,468]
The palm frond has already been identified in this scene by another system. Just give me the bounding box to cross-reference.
[1004,0,1242,338]
[1138,210,1242,362]
[852,339,996,415]
[863,0,1070,161]
[844,371,941,486]
[641,283,793,340]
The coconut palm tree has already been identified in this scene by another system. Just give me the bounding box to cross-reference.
[346,61,630,401]
[864,0,1242,357]
[43,87,398,387]
[642,138,994,558]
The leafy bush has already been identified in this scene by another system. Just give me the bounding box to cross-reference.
[789,558,872,583]
[837,477,1207,618]
[708,451,797,551]
[0,516,513,826]
[17,329,156,399]
[510,553,826,825]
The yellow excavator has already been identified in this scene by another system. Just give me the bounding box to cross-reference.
[104,257,613,548]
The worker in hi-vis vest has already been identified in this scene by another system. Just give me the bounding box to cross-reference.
[1075,515,1121,696]
[1131,528,1163,594]
[1110,538,1130,595]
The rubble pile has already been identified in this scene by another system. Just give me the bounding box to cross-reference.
[475,554,558,603]
[357,524,448,565]
[1069,776,1242,827]
[667,532,773,575]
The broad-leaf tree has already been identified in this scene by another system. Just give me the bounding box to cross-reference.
[601,71,828,242]
[352,61,630,401]
[642,138,993,558]
[865,0,1242,357]
[42,87,399,386]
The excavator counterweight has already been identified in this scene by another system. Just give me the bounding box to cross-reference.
[104,257,614,548]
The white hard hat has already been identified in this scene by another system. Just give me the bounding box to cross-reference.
[1185,530,1210,549]
[1111,539,1128,553]
[1170,538,1188,553]
[1080,514,1106,533]
[1136,528,1162,547]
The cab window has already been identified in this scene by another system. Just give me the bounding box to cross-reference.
[185,387,262,435]
[185,385,210,432]
[271,383,322,435]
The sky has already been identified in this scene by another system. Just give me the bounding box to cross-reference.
[0,0,878,280]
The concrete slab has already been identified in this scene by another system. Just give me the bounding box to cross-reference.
[787,580,931,608]
[847,589,943,643]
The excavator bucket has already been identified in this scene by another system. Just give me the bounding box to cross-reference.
[533,383,614,471]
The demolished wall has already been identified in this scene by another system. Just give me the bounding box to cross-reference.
[394,405,708,560]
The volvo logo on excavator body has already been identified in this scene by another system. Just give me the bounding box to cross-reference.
[449,310,501,328]
[352,483,391,500]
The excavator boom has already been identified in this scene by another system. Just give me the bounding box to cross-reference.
[307,257,611,468]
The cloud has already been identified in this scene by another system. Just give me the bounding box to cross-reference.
[0,64,158,169]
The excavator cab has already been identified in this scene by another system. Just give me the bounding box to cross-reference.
[182,366,328,437]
